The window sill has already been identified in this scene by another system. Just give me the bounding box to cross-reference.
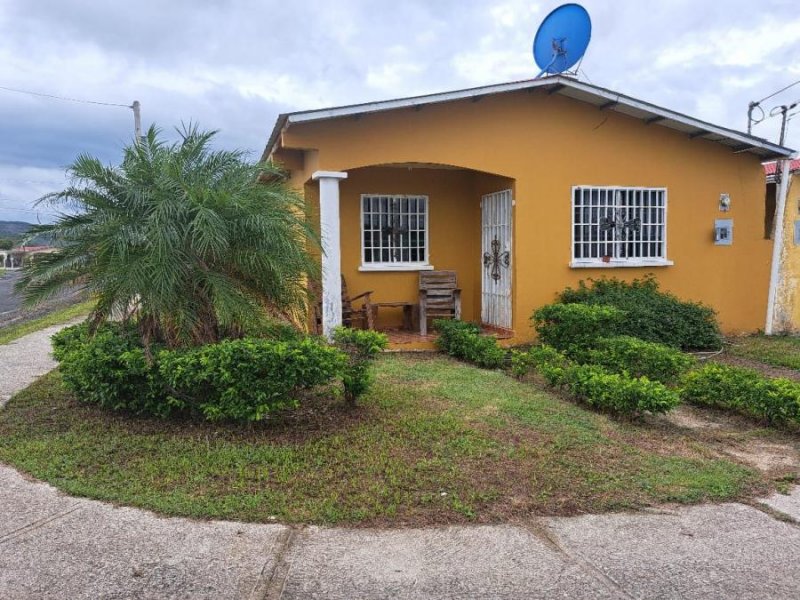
[358,264,434,272]
[570,259,674,269]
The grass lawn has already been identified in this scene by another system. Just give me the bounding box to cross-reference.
[0,354,769,526]
[0,300,94,345]
[726,335,800,371]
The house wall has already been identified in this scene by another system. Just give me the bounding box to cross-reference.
[278,89,773,341]
[776,172,800,331]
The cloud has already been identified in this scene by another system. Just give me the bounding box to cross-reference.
[655,17,800,69]
[0,164,69,223]
[0,0,799,225]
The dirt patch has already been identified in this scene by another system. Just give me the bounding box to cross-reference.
[666,405,724,430]
[710,353,800,382]
[660,405,800,476]
[725,443,799,473]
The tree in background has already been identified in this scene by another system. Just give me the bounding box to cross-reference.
[18,125,319,348]
[0,238,15,250]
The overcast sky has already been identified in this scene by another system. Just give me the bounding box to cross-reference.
[0,0,798,223]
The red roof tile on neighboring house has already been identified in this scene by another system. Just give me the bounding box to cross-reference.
[764,159,800,176]
[12,245,52,252]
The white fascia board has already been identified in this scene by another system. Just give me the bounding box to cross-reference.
[560,79,793,158]
[267,76,794,159]
[285,78,554,126]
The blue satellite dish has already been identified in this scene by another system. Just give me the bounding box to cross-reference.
[533,3,592,77]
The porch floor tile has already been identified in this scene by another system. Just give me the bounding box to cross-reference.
[383,328,439,351]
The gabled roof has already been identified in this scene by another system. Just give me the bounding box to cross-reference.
[264,75,795,162]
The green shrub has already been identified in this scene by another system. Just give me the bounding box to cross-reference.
[248,319,305,342]
[558,276,721,350]
[563,363,681,416]
[510,345,567,378]
[51,322,171,417]
[434,319,506,369]
[531,303,624,354]
[510,342,678,416]
[159,337,346,421]
[681,363,800,426]
[332,327,388,404]
[434,319,480,337]
[52,323,357,422]
[585,335,695,384]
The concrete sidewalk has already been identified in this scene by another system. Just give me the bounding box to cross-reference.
[0,319,82,408]
[2,465,800,599]
[2,324,800,598]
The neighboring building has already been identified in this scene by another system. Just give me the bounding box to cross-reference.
[263,75,795,343]
[765,159,800,332]
[1,245,56,270]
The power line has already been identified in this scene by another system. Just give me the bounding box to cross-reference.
[0,205,60,217]
[0,178,65,186]
[757,79,800,105]
[748,79,800,134]
[0,84,131,108]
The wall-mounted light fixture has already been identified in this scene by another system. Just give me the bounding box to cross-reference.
[719,193,731,212]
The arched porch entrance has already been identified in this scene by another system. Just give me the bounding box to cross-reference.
[309,162,515,346]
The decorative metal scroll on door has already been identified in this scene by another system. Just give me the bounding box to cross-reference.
[483,237,510,281]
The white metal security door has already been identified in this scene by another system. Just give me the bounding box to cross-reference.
[481,190,513,329]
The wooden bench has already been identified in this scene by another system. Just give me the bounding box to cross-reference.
[372,301,419,331]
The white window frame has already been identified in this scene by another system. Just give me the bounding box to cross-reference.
[570,186,673,268]
[359,194,433,272]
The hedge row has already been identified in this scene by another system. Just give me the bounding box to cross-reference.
[51,323,386,422]
[433,319,506,368]
[529,302,695,385]
[681,363,800,426]
[557,276,722,350]
[583,335,696,385]
[511,344,680,417]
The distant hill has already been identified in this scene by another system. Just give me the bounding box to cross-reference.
[0,221,33,237]
[0,221,52,248]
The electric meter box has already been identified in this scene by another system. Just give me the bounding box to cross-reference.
[715,219,733,246]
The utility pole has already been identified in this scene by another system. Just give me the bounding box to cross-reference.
[777,101,798,146]
[131,100,142,144]
[747,101,758,135]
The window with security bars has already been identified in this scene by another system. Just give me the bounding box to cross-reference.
[572,187,668,264]
[361,195,428,265]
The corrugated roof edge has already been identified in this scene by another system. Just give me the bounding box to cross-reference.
[764,159,800,175]
[261,75,796,163]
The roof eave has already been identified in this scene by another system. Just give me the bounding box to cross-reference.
[263,75,796,161]
[262,113,289,163]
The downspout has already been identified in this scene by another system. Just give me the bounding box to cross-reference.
[765,159,792,334]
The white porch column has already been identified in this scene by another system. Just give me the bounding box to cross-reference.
[312,170,348,338]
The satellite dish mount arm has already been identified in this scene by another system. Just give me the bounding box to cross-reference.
[536,38,568,78]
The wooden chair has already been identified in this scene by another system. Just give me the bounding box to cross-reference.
[419,270,461,336]
[341,275,375,330]
[313,275,375,332]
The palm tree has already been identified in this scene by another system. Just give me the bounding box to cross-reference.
[18,125,319,348]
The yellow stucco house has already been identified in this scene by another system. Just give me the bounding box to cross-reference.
[263,76,795,345]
